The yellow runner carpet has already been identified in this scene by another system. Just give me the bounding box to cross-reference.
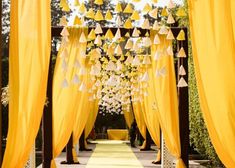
[86,141,143,168]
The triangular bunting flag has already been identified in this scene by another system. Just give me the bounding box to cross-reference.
[176,7,187,17]
[152,21,160,30]
[167,13,175,24]
[154,34,160,44]
[115,44,123,55]
[124,18,133,29]
[143,3,152,14]
[131,10,140,20]
[79,82,86,91]
[60,27,69,37]
[88,29,96,40]
[179,65,186,75]
[159,25,168,35]
[74,0,80,6]
[105,29,114,39]
[60,0,70,12]
[177,29,185,41]
[142,19,150,29]
[59,16,68,26]
[166,29,175,40]
[95,10,104,21]
[86,8,95,19]
[94,35,102,46]
[167,46,173,56]
[114,28,121,40]
[177,47,187,57]
[143,56,151,65]
[177,77,188,87]
[105,10,113,20]
[132,56,141,66]
[149,8,158,19]
[116,15,122,27]
[125,39,133,49]
[95,23,103,34]
[124,3,134,13]
[79,31,87,43]
[161,7,168,17]
[78,3,87,14]
[115,3,123,13]
[73,15,82,26]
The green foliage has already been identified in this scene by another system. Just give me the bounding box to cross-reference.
[180,1,223,167]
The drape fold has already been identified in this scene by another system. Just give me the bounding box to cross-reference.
[2,0,51,167]
[188,0,235,167]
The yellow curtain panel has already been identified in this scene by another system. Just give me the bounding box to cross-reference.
[52,28,87,166]
[123,108,134,129]
[188,0,235,167]
[150,31,185,168]
[2,0,51,167]
[85,100,99,139]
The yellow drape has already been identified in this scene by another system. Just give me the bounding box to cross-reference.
[132,101,146,147]
[2,0,51,167]
[188,0,235,167]
[52,28,87,165]
[123,108,134,128]
[72,72,92,145]
[150,31,185,168]
[85,100,99,139]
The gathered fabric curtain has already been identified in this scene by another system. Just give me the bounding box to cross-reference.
[85,100,99,139]
[188,0,235,167]
[150,31,185,168]
[51,28,87,167]
[123,107,134,128]
[141,67,161,161]
[132,101,147,148]
[2,0,51,167]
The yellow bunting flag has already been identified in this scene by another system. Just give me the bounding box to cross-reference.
[60,0,70,12]
[86,8,95,19]
[161,7,168,16]
[125,32,130,38]
[94,35,102,46]
[124,3,134,13]
[88,29,96,40]
[176,7,187,17]
[177,47,187,58]
[124,18,133,29]
[125,39,133,49]
[60,27,69,37]
[166,29,175,40]
[152,0,158,3]
[73,15,82,25]
[143,3,152,14]
[79,3,87,14]
[115,3,123,13]
[95,10,104,21]
[154,34,160,44]
[152,21,160,30]
[132,0,141,2]
[177,29,185,41]
[74,0,80,6]
[105,10,113,20]
[131,10,140,20]
[105,29,114,39]
[94,0,103,5]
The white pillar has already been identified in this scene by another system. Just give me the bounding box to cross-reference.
[161,133,174,168]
